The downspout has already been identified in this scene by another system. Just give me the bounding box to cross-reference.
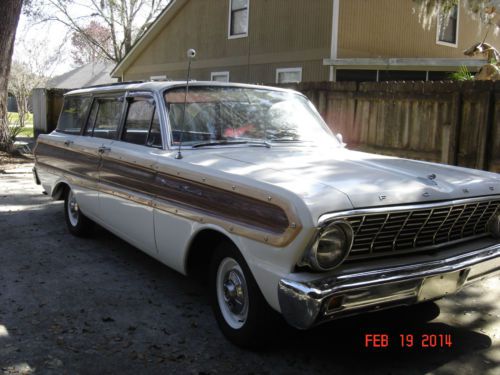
[329,0,340,81]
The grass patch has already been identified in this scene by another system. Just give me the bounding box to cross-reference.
[15,127,34,137]
[8,112,33,126]
[8,112,34,138]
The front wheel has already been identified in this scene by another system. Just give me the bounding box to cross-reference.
[64,188,93,237]
[210,242,274,348]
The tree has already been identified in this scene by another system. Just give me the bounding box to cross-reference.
[27,0,170,63]
[0,0,24,151]
[71,21,113,65]
[413,0,500,31]
[9,38,57,129]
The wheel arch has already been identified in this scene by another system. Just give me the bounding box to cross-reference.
[52,181,70,200]
[185,228,239,282]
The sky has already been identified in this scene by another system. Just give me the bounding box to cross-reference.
[14,8,82,78]
[13,1,170,79]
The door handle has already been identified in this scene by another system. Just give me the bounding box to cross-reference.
[64,140,74,146]
[98,146,111,154]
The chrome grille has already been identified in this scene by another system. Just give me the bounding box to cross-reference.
[344,199,500,260]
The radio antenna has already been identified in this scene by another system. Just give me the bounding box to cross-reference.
[175,48,196,160]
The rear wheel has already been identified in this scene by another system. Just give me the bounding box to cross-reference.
[210,242,274,348]
[64,188,93,237]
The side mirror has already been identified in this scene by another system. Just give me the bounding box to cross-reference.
[336,133,346,147]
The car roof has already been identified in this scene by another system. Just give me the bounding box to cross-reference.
[65,80,303,97]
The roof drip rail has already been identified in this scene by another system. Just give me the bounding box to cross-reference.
[81,80,145,89]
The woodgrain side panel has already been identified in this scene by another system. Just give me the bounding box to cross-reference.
[35,141,100,184]
[35,140,297,244]
[152,173,289,234]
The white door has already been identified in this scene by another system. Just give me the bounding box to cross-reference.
[98,93,163,256]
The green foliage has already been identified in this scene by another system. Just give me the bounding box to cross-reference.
[8,112,33,126]
[449,66,474,81]
[413,0,500,30]
[5,112,34,147]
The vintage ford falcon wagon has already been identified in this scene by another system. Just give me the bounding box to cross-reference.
[34,81,500,347]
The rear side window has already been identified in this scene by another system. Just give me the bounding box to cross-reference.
[122,98,162,148]
[85,97,123,139]
[56,96,91,134]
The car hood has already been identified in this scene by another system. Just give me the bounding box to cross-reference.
[184,146,500,220]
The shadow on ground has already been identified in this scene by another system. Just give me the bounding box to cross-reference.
[0,169,499,375]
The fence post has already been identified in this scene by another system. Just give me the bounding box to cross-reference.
[484,83,496,171]
[449,91,462,166]
[441,124,452,165]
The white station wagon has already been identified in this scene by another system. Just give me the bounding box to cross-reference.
[34,81,500,347]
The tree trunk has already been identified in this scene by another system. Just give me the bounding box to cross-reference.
[0,0,23,149]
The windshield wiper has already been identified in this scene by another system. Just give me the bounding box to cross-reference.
[268,139,305,143]
[192,140,271,148]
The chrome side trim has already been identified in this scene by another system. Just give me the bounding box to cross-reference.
[318,195,500,225]
[50,166,300,247]
[279,243,500,329]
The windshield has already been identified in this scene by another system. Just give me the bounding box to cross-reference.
[164,86,338,147]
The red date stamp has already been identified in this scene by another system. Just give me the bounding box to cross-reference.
[364,333,452,348]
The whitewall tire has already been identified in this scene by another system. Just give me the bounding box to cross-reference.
[210,242,275,348]
[64,187,93,237]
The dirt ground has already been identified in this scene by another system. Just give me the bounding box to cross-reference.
[0,151,33,173]
[0,163,499,375]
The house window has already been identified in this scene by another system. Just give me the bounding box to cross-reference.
[228,0,249,38]
[436,3,459,47]
[276,68,302,84]
[150,75,167,81]
[211,71,230,82]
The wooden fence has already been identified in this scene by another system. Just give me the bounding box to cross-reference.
[32,81,499,173]
[283,81,500,173]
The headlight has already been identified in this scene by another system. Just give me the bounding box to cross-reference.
[489,210,500,238]
[304,221,354,271]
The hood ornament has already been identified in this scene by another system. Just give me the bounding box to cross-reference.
[427,174,437,180]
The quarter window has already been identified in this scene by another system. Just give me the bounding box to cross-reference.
[122,98,162,148]
[229,0,249,38]
[56,96,91,134]
[437,4,459,46]
[147,110,162,148]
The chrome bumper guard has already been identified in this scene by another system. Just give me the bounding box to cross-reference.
[278,244,500,330]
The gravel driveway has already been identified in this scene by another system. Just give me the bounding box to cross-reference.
[1,164,499,375]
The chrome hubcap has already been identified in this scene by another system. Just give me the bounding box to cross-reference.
[216,257,249,329]
[222,270,246,315]
[67,190,79,227]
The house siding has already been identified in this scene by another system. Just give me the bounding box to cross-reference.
[120,0,500,82]
[123,0,332,82]
[338,0,498,60]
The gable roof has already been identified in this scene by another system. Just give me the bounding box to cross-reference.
[47,62,117,89]
[110,0,188,78]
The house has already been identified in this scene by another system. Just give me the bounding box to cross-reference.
[111,0,500,84]
[47,62,117,89]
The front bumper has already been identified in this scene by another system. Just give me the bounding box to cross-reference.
[278,243,500,329]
